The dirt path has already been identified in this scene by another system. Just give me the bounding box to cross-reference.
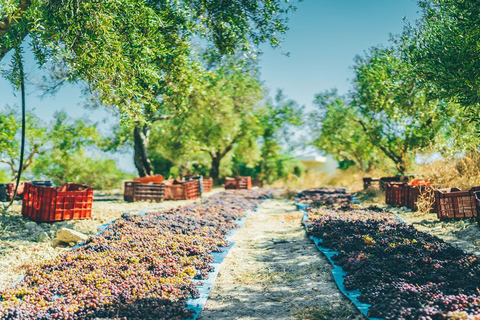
[198,199,363,320]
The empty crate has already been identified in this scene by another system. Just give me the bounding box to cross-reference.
[435,187,480,220]
[22,183,93,222]
[203,178,213,193]
[124,181,165,202]
[405,185,437,212]
[385,182,407,207]
[164,180,200,200]
[224,177,252,190]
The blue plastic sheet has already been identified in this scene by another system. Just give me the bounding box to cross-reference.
[300,204,382,320]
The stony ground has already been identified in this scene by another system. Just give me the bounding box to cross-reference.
[198,199,363,320]
[0,189,221,291]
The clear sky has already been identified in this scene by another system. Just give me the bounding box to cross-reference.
[0,0,421,173]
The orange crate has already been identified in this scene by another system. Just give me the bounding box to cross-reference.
[164,180,200,200]
[408,179,431,186]
[435,187,480,220]
[22,183,93,222]
[124,181,165,202]
[133,175,163,184]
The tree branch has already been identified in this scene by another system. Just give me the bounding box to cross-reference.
[151,115,174,122]
[357,118,402,164]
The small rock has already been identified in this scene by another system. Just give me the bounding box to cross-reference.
[121,212,132,219]
[51,239,59,247]
[36,232,50,242]
[69,242,76,247]
[25,221,37,230]
[56,228,88,243]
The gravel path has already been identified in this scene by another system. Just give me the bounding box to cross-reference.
[198,199,363,320]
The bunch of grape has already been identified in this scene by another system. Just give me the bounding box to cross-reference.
[0,191,259,319]
[306,197,480,319]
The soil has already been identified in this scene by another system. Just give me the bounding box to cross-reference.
[198,198,363,320]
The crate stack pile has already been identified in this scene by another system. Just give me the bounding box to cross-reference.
[380,175,480,224]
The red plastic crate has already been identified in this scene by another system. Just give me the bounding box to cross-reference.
[435,187,480,220]
[22,183,93,222]
[385,182,407,207]
[237,176,252,190]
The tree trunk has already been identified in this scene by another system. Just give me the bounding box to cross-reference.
[134,124,153,177]
[210,155,221,184]
[396,158,406,175]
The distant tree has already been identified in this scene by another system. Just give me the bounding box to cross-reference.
[254,90,304,183]
[0,108,46,181]
[351,47,452,174]
[309,90,386,172]
[32,112,100,185]
[35,152,134,190]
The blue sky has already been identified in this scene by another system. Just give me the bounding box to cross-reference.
[0,0,420,173]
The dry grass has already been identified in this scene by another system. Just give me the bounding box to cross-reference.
[416,151,480,189]
[269,167,393,194]
[415,187,436,215]
[293,303,364,320]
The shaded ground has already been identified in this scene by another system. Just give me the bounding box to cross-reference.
[198,199,363,320]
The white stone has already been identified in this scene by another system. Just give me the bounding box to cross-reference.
[36,232,50,242]
[25,222,37,230]
[56,228,88,243]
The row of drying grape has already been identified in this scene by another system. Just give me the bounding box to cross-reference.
[305,200,480,320]
[296,187,354,209]
[0,190,270,319]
